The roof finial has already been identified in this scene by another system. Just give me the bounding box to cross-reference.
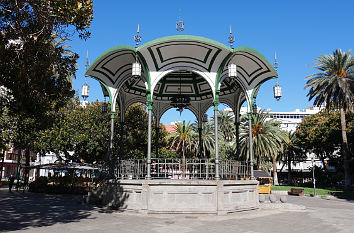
[134,24,141,48]
[85,50,89,70]
[176,9,184,35]
[274,51,278,71]
[274,51,279,85]
[228,24,235,49]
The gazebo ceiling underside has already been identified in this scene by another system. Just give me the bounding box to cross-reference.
[121,71,240,102]
[86,36,277,114]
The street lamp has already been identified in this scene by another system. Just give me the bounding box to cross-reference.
[228,63,237,78]
[82,51,90,101]
[311,155,317,196]
[252,102,258,115]
[273,52,282,101]
[102,97,108,113]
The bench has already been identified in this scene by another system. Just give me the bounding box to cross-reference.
[288,188,304,196]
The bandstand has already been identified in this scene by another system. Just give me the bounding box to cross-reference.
[85,31,279,214]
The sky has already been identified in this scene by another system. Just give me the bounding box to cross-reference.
[70,0,354,124]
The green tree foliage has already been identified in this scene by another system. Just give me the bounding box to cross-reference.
[217,110,235,142]
[279,131,306,185]
[305,49,354,188]
[35,101,170,163]
[168,121,197,160]
[295,110,353,168]
[239,111,285,185]
[36,99,111,163]
[121,103,170,159]
[190,120,214,158]
[0,0,93,117]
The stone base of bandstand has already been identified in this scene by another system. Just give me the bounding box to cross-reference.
[105,179,259,215]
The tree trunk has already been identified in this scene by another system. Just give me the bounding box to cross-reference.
[257,154,262,170]
[340,108,351,189]
[287,153,292,185]
[16,149,21,189]
[24,148,30,187]
[272,157,279,185]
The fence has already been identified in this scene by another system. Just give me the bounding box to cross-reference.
[113,158,251,180]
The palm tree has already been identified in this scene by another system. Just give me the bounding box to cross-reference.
[168,121,197,174]
[191,120,215,158]
[305,49,354,189]
[217,110,235,142]
[239,111,285,185]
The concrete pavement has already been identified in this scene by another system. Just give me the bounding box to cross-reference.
[1,187,354,233]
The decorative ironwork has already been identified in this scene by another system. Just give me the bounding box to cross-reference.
[132,24,142,79]
[134,24,141,47]
[170,74,190,114]
[252,99,258,114]
[113,158,250,180]
[81,50,90,100]
[228,63,237,78]
[170,94,191,114]
[176,9,184,34]
[273,51,282,101]
[132,62,141,77]
[228,25,235,48]
[102,97,108,113]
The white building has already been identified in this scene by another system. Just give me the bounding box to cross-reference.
[267,106,322,132]
[238,105,324,173]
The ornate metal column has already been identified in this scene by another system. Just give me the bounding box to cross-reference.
[109,112,116,178]
[119,121,124,161]
[198,126,203,157]
[248,112,254,180]
[214,102,220,180]
[235,114,240,158]
[146,102,153,179]
[155,118,159,157]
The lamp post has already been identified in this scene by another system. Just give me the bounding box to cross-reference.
[311,156,316,196]
[102,97,108,113]
[273,52,282,101]
[82,51,90,101]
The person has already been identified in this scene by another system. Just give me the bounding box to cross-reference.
[8,175,15,192]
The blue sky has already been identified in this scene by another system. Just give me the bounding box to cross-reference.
[70,0,354,124]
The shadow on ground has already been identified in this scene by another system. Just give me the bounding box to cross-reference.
[0,188,94,232]
[331,190,354,202]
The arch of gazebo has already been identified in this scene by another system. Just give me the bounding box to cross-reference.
[86,35,277,179]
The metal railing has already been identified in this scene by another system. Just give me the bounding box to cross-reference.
[113,158,250,180]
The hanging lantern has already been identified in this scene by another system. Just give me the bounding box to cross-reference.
[132,62,141,77]
[228,63,237,78]
[102,102,108,113]
[273,84,282,101]
[81,84,89,100]
[252,103,258,114]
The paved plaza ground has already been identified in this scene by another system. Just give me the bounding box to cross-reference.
[1,187,354,233]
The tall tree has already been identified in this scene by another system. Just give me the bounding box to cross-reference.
[168,121,196,168]
[217,110,235,142]
[0,0,93,117]
[239,111,284,185]
[305,49,354,189]
[191,121,214,158]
